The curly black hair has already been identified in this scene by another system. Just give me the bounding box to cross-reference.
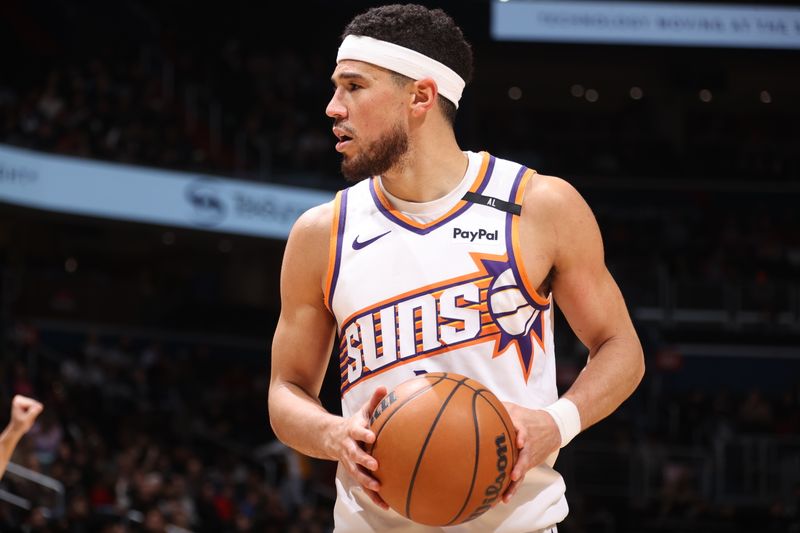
[342,4,473,125]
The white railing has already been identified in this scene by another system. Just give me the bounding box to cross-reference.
[1,461,65,519]
[632,278,800,331]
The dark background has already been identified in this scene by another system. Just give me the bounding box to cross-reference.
[1,1,799,532]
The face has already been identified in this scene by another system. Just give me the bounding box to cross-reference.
[327,60,410,182]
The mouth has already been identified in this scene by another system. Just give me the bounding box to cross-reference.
[333,127,355,152]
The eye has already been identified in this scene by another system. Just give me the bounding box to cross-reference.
[348,83,361,91]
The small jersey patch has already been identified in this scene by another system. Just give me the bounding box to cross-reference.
[462,191,522,215]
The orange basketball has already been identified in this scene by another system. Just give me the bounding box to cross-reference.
[366,372,518,526]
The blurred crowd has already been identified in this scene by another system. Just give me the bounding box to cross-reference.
[1,3,798,187]
[1,3,798,334]
[549,353,800,533]
[0,325,335,533]
[1,2,799,532]
[598,196,800,325]
[637,383,800,533]
[0,47,336,187]
[1,322,798,533]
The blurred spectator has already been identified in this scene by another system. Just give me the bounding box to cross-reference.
[28,412,63,467]
[0,330,334,532]
[738,389,774,433]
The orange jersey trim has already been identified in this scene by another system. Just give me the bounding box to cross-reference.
[511,169,551,307]
[370,151,491,231]
[323,191,343,312]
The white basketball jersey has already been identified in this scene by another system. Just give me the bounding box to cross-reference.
[325,151,568,532]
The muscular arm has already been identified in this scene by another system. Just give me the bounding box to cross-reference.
[267,203,388,506]
[539,177,644,428]
[267,203,340,458]
[504,175,644,499]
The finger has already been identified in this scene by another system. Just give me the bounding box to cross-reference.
[510,452,530,482]
[363,487,390,510]
[349,463,381,492]
[503,402,526,436]
[364,386,388,416]
[349,442,378,471]
[24,403,44,419]
[13,395,37,407]
[502,479,521,504]
[349,424,377,446]
[15,399,43,415]
[510,421,527,452]
[510,461,525,482]
[516,429,526,451]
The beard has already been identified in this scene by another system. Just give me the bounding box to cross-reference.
[340,122,409,183]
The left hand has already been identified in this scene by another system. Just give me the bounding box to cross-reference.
[501,402,561,503]
[9,395,44,437]
[322,386,389,510]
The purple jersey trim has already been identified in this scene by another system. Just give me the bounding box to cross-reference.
[326,188,349,311]
[368,155,497,235]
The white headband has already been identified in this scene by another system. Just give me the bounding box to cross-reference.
[337,35,465,108]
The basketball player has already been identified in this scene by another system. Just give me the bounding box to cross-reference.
[0,395,44,479]
[268,4,644,531]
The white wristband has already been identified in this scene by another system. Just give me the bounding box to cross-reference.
[542,398,582,448]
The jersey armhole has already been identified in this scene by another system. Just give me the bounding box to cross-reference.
[323,190,348,313]
[508,168,551,307]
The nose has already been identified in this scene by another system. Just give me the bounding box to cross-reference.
[326,89,347,119]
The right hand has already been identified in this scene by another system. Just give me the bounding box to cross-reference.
[327,386,389,510]
[500,402,561,504]
[9,395,44,437]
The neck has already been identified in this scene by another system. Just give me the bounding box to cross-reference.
[380,123,467,203]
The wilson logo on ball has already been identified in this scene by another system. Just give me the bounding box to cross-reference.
[467,434,509,521]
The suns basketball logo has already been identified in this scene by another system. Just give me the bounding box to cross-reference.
[488,268,541,336]
[338,253,550,394]
[485,266,546,378]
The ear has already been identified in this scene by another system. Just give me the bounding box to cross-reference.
[409,78,438,117]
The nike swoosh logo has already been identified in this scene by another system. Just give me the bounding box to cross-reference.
[352,230,391,250]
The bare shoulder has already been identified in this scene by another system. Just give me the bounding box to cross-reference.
[283,200,337,294]
[287,201,334,255]
[289,201,336,243]
[520,173,603,269]
[524,173,588,216]
[525,173,599,234]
